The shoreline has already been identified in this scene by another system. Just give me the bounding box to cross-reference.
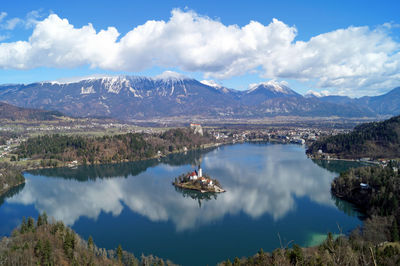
[18,140,315,173]
[15,141,227,172]
[306,154,380,165]
[173,182,225,193]
[0,179,25,197]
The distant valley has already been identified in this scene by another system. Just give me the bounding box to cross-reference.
[0,71,399,121]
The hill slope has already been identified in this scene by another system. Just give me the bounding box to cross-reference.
[16,128,216,166]
[316,87,400,116]
[306,115,400,159]
[0,213,175,265]
[0,101,64,121]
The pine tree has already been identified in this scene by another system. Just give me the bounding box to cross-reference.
[117,244,123,262]
[20,217,27,233]
[63,230,75,260]
[392,219,399,242]
[27,217,35,232]
[34,239,43,257]
[37,214,43,227]
[88,235,94,250]
[43,239,52,265]
[258,248,264,255]
[42,211,48,225]
[225,259,232,266]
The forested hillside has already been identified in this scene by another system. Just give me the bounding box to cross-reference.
[332,165,400,217]
[0,102,63,121]
[0,213,176,265]
[307,116,400,159]
[16,128,216,166]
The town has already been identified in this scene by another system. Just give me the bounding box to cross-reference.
[0,119,352,163]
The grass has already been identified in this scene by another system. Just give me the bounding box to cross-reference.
[176,181,219,193]
[178,182,202,190]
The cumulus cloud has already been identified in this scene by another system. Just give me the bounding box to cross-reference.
[0,9,399,93]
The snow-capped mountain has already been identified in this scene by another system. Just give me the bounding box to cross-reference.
[0,72,397,120]
[241,81,301,106]
[200,80,239,95]
[247,81,299,96]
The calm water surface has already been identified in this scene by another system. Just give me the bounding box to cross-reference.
[0,143,364,265]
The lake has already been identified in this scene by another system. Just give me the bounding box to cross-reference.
[0,143,364,265]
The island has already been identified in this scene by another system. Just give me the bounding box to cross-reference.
[172,165,225,193]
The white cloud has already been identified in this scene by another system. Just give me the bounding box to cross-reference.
[0,9,399,94]
[0,10,43,32]
[0,12,23,30]
[305,90,331,97]
[0,12,7,22]
[0,34,9,41]
[25,10,43,29]
[1,17,22,30]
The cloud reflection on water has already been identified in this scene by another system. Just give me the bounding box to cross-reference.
[8,144,341,231]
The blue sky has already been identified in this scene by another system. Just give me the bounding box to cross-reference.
[0,0,400,96]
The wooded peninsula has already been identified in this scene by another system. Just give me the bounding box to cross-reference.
[307,115,400,159]
[15,127,219,167]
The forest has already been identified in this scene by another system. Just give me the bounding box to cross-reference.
[220,224,400,265]
[0,101,64,121]
[15,128,216,166]
[0,162,25,195]
[307,115,400,159]
[331,164,400,217]
[0,213,176,265]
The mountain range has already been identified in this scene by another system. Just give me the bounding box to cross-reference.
[0,71,398,120]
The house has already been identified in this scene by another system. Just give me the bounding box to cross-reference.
[360,183,370,190]
[190,123,203,136]
[189,171,198,180]
[67,160,78,168]
[198,177,207,183]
